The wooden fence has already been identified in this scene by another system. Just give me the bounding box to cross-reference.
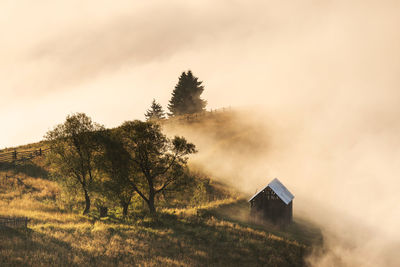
[165,107,233,124]
[0,148,49,163]
[0,216,29,229]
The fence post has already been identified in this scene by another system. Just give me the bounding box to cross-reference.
[12,150,17,161]
[39,148,42,156]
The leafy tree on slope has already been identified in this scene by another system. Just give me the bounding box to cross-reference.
[45,113,103,214]
[121,120,196,214]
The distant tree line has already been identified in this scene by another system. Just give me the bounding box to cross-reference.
[45,70,208,216]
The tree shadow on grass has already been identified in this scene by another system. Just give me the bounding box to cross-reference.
[0,160,49,179]
[0,227,77,266]
[0,226,136,267]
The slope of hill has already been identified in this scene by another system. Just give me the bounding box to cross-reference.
[0,110,322,266]
[161,109,273,194]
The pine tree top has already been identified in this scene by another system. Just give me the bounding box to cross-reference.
[145,99,165,121]
[168,70,207,116]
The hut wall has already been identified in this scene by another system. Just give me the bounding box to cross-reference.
[250,187,292,224]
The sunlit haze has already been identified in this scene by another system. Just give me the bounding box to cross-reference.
[2,1,399,148]
[2,1,400,265]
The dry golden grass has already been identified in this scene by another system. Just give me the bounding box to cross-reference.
[0,112,322,266]
[0,164,318,266]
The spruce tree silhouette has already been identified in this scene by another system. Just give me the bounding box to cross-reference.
[168,70,207,116]
[145,99,165,121]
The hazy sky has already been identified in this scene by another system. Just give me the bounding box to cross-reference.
[1,0,261,147]
[2,0,399,149]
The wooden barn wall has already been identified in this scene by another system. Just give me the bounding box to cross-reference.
[250,187,292,224]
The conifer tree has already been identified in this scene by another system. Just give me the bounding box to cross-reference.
[145,99,165,121]
[168,70,207,116]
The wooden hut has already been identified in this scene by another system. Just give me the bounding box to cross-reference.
[249,178,294,224]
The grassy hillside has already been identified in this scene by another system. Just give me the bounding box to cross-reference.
[0,111,322,266]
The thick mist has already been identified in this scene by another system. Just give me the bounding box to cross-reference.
[2,0,400,265]
[161,1,400,265]
[164,106,400,266]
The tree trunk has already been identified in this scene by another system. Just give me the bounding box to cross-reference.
[131,183,156,214]
[148,190,156,214]
[122,202,129,217]
[83,188,91,215]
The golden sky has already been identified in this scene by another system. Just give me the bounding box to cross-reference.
[1,0,399,148]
